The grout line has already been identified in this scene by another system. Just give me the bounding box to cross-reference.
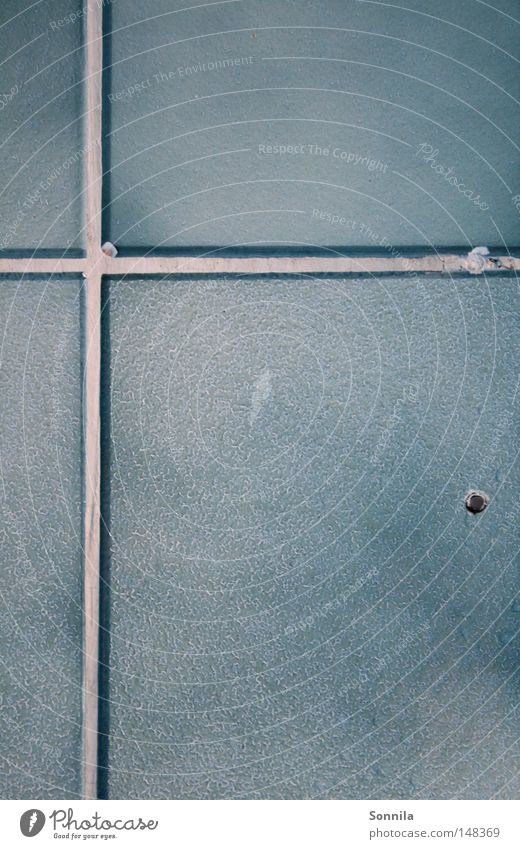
[82,0,104,801]
[82,271,102,802]
[85,7,103,265]
[1,254,519,277]
[99,254,520,275]
[0,258,88,274]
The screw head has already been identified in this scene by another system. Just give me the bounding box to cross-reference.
[465,490,489,514]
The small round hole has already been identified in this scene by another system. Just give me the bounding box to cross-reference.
[465,490,489,514]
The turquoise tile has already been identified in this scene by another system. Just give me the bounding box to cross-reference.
[104,1,520,252]
[0,275,83,798]
[100,273,520,798]
[0,2,86,256]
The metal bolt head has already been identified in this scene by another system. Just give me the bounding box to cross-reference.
[465,490,489,514]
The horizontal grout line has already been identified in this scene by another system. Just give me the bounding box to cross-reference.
[105,254,520,275]
[0,254,519,277]
[0,258,88,274]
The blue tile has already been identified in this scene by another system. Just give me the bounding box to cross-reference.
[0,275,83,798]
[104,1,520,252]
[0,2,86,255]
[100,273,520,798]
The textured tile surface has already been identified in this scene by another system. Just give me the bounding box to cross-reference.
[0,276,83,798]
[105,0,519,251]
[0,1,85,255]
[101,273,520,799]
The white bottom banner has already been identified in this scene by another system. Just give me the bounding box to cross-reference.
[2,799,518,848]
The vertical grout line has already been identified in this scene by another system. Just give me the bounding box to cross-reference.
[82,0,104,801]
[83,272,102,801]
[86,2,103,255]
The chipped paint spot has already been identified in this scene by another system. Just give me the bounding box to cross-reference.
[249,368,272,426]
